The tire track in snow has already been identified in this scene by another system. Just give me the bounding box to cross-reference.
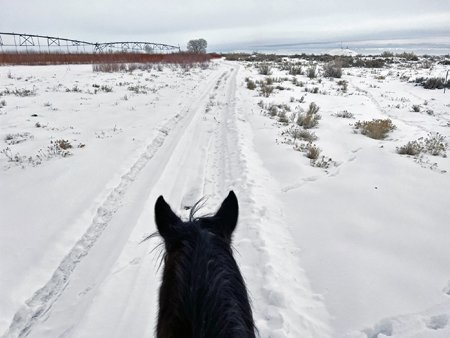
[2,69,227,338]
[207,63,332,337]
[3,120,179,338]
[63,69,235,337]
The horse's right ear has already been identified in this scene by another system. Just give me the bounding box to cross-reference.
[155,196,181,241]
[213,191,239,241]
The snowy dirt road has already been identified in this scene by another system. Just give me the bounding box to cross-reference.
[1,62,329,338]
[2,58,450,338]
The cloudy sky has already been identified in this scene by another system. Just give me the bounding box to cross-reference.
[1,0,449,51]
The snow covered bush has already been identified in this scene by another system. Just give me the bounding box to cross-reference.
[312,156,335,169]
[1,139,76,169]
[286,128,318,142]
[92,63,127,73]
[396,52,419,61]
[278,111,289,124]
[396,140,422,156]
[265,77,274,85]
[54,139,73,151]
[257,63,272,75]
[245,78,256,90]
[4,132,33,145]
[422,133,448,156]
[337,80,348,92]
[259,83,274,97]
[415,77,450,90]
[92,84,113,93]
[268,105,278,117]
[306,144,321,160]
[323,60,342,78]
[354,119,396,139]
[0,88,36,97]
[297,102,321,129]
[288,65,303,75]
[307,66,317,79]
[128,85,148,94]
[294,142,321,159]
[333,110,354,118]
[381,51,394,57]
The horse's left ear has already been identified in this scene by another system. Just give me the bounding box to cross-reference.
[214,191,239,241]
[155,195,181,243]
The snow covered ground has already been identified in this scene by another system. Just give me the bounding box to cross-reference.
[0,57,449,337]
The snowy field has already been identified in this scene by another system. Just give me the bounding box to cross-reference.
[0,56,449,337]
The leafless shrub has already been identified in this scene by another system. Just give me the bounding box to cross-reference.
[333,110,354,118]
[257,63,272,75]
[306,144,321,159]
[311,156,335,169]
[415,77,450,90]
[128,63,138,72]
[397,133,448,158]
[297,102,321,129]
[93,63,127,73]
[245,78,257,90]
[288,66,303,75]
[397,140,422,156]
[354,119,396,139]
[128,84,148,94]
[1,51,218,66]
[0,88,36,97]
[278,111,289,124]
[1,139,77,169]
[265,77,274,85]
[4,132,33,145]
[294,142,321,159]
[260,83,274,97]
[396,52,419,61]
[337,80,348,92]
[422,133,448,156]
[285,127,318,142]
[54,139,73,150]
[307,66,317,79]
[323,60,342,78]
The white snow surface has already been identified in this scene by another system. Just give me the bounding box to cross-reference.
[327,49,359,56]
[0,59,449,337]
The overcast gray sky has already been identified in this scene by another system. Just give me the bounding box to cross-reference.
[1,0,449,50]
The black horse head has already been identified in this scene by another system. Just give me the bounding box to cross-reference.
[154,191,255,338]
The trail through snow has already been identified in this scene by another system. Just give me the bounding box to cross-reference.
[1,62,330,338]
[2,58,449,338]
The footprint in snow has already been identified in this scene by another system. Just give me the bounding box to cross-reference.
[443,280,450,296]
[363,319,393,338]
[262,286,286,307]
[426,314,448,330]
[265,305,285,330]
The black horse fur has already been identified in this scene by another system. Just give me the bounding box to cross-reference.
[154,191,256,338]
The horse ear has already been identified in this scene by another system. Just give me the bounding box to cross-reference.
[155,195,181,241]
[214,191,239,240]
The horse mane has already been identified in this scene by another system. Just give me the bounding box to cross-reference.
[151,195,256,338]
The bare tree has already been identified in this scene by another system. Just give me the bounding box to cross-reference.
[187,39,207,53]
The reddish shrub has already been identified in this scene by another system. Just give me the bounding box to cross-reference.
[0,52,218,65]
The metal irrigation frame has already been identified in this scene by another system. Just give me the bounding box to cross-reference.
[0,32,181,54]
